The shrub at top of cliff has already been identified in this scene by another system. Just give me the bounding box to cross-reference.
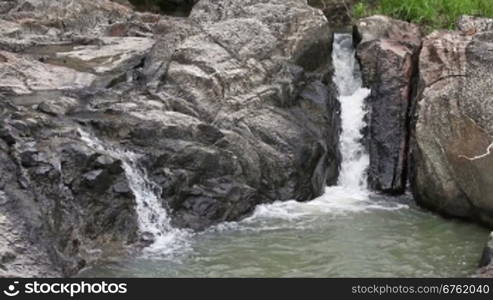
[127,0,197,16]
[353,0,493,32]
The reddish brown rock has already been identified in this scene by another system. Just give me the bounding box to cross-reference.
[411,27,493,226]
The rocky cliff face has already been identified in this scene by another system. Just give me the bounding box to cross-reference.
[355,16,422,194]
[411,17,493,227]
[0,0,340,276]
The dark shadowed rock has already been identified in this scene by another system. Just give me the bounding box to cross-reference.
[0,105,139,276]
[479,232,493,268]
[477,232,493,278]
[308,0,361,28]
[411,24,493,227]
[355,15,422,194]
[127,0,198,16]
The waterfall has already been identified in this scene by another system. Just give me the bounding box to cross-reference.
[332,33,371,190]
[78,129,190,255]
[77,33,372,253]
[240,33,377,220]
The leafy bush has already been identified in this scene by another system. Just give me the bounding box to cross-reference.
[352,0,493,31]
[352,2,368,19]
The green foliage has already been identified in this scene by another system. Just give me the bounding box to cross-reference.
[352,0,493,31]
[352,2,369,19]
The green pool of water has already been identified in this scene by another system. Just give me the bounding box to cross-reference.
[79,191,489,278]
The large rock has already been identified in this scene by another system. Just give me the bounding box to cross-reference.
[477,232,493,277]
[0,103,140,276]
[0,0,340,276]
[103,0,340,230]
[355,16,422,193]
[411,22,493,226]
[0,189,57,277]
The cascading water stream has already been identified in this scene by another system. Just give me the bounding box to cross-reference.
[332,33,371,191]
[77,33,385,252]
[227,33,399,220]
[81,33,488,278]
[78,129,190,255]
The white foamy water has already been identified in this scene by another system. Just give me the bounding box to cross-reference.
[78,129,191,256]
[333,33,371,189]
[238,33,386,223]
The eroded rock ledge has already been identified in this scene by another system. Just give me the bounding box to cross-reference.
[0,0,340,276]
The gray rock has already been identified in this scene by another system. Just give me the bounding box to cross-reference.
[480,232,493,268]
[355,16,422,193]
[37,96,79,116]
[411,26,493,226]
[134,0,338,229]
[0,0,340,276]
[0,113,140,276]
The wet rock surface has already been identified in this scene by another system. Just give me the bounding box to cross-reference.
[476,232,493,278]
[479,232,493,265]
[355,16,422,194]
[0,0,340,276]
